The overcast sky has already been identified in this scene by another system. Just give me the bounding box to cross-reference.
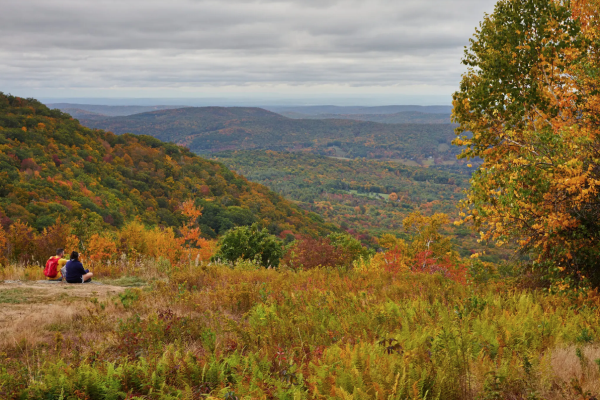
[0,0,497,105]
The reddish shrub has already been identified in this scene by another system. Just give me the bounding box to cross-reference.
[199,185,211,196]
[52,155,62,167]
[20,158,40,172]
[0,212,11,231]
[381,247,407,274]
[33,220,73,264]
[279,230,294,239]
[412,250,467,285]
[0,227,7,264]
[283,236,352,270]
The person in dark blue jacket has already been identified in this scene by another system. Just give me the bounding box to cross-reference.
[64,251,94,283]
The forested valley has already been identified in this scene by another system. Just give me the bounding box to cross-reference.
[213,150,508,263]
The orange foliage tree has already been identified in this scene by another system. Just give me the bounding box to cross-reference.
[403,212,466,284]
[87,233,118,263]
[453,0,600,285]
[376,234,408,274]
[107,201,214,266]
[372,213,466,284]
[177,200,214,264]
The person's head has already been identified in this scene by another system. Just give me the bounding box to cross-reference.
[56,248,64,257]
[70,251,79,261]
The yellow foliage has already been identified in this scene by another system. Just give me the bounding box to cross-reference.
[142,227,178,262]
[453,0,600,280]
[378,234,406,251]
[353,255,383,273]
[112,201,216,266]
[7,221,34,261]
[64,234,80,255]
[117,222,180,263]
[403,212,455,259]
[118,221,148,256]
[87,234,117,263]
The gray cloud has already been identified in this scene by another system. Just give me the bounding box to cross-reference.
[0,0,497,100]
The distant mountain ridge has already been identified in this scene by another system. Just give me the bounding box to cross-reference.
[48,103,189,117]
[57,108,109,121]
[79,106,461,167]
[265,105,453,115]
[279,111,451,124]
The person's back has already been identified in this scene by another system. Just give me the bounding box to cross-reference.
[64,251,93,283]
[44,249,67,281]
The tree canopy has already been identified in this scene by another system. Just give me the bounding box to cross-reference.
[453,0,600,286]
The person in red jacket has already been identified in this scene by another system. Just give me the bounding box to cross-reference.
[44,248,68,281]
[64,251,94,284]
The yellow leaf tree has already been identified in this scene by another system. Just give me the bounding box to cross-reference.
[453,0,600,284]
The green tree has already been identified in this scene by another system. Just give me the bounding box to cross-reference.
[212,224,284,267]
[328,232,372,262]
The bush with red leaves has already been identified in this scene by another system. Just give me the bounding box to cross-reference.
[20,158,41,172]
[283,236,353,270]
[52,155,62,167]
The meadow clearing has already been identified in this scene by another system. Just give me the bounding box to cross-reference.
[1,259,600,400]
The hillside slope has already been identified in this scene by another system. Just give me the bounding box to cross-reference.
[81,107,461,165]
[0,94,333,237]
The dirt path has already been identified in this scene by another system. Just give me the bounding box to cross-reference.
[0,280,127,348]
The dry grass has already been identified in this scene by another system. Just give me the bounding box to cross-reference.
[0,256,172,282]
[544,345,600,398]
[0,281,126,349]
[0,303,85,348]
[0,265,45,281]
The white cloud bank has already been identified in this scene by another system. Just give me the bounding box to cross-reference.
[0,0,497,103]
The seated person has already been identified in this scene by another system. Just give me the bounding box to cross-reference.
[44,248,68,281]
[64,251,93,284]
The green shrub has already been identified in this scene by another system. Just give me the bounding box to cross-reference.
[212,223,284,267]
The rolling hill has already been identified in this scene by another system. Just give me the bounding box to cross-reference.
[79,107,463,166]
[0,93,334,238]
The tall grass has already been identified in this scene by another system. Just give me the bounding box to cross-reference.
[2,261,600,399]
